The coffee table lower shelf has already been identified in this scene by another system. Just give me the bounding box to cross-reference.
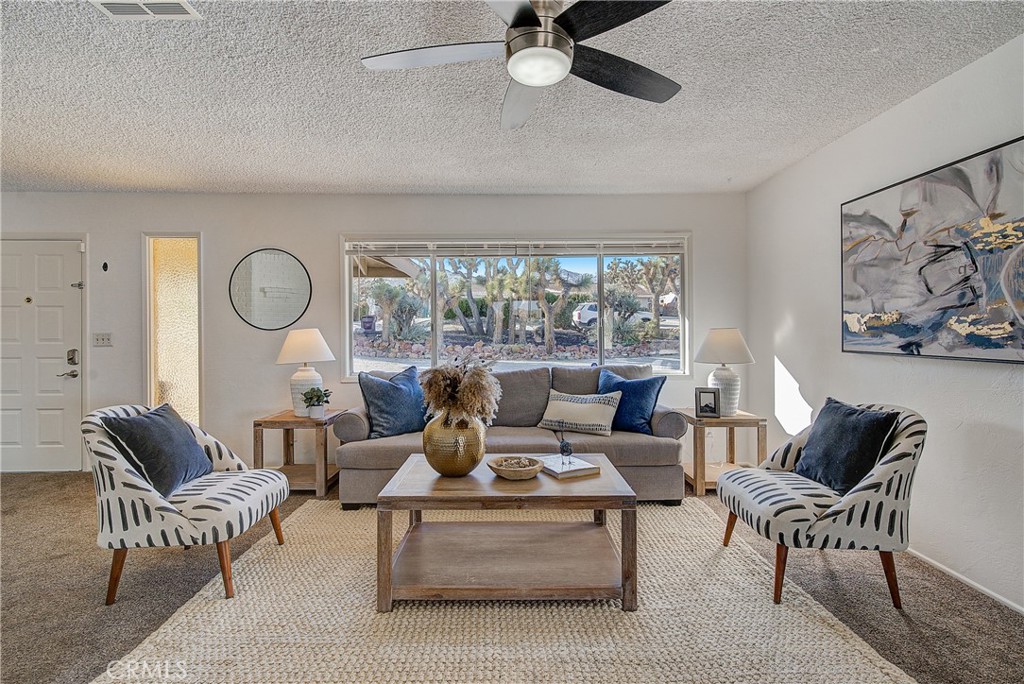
[388,521,623,603]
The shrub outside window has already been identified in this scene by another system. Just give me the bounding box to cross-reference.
[346,240,689,375]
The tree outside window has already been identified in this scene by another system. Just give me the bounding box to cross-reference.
[349,246,685,374]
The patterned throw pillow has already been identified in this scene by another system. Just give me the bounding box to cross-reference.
[538,389,622,437]
[101,404,213,497]
[358,366,427,439]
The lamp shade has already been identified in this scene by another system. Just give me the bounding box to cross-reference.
[694,328,754,365]
[275,328,335,365]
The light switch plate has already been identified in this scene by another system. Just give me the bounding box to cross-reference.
[93,332,113,347]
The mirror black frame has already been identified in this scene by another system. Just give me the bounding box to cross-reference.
[228,248,312,331]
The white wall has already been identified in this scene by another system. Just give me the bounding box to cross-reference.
[746,36,1024,610]
[1,192,748,470]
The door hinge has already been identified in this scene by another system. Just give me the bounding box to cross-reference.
[71,281,84,289]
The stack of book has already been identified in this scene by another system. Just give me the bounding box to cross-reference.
[536,454,600,480]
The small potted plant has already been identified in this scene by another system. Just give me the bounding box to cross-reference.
[302,387,332,420]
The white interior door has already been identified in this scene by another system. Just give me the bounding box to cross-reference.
[1,240,84,471]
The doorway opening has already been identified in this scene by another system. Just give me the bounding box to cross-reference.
[147,236,201,424]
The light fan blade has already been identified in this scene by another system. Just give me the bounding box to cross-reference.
[362,42,505,70]
[554,0,670,43]
[485,1,541,28]
[570,44,680,103]
[500,78,544,130]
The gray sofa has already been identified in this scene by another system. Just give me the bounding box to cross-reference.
[333,364,688,508]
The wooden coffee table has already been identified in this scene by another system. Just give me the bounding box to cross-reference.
[376,454,638,612]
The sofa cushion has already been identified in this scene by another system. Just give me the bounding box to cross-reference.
[539,390,621,437]
[795,397,900,496]
[337,431,424,470]
[485,426,560,454]
[101,404,213,497]
[598,369,666,435]
[168,469,290,544]
[559,430,682,467]
[358,366,427,439]
[492,367,552,427]
[552,364,652,395]
[717,468,841,547]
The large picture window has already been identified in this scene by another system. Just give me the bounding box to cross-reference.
[345,240,689,375]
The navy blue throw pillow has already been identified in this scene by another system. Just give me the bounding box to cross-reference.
[101,404,213,497]
[358,366,427,439]
[598,368,666,435]
[795,398,900,495]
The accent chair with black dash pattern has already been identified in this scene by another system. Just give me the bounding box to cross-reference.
[716,404,927,606]
[82,405,290,604]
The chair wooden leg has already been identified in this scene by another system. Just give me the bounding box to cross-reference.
[773,544,789,604]
[723,512,738,547]
[216,541,234,599]
[269,507,285,545]
[879,551,902,609]
[105,548,128,606]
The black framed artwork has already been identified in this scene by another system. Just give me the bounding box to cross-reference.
[695,387,720,418]
[841,136,1024,364]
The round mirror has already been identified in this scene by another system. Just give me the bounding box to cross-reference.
[229,248,312,331]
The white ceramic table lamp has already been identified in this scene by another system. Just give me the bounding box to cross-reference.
[276,328,335,417]
[694,328,754,416]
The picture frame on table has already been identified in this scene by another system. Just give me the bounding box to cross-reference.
[695,387,721,418]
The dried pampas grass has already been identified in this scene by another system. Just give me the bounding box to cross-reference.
[420,349,502,425]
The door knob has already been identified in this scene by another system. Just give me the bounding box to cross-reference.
[56,370,79,378]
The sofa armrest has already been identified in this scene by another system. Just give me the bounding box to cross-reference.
[651,405,688,440]
[334,406,370,443]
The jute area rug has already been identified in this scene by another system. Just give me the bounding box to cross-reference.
[93,499,914,684]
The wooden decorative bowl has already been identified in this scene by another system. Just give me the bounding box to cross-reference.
[487,456,544,480]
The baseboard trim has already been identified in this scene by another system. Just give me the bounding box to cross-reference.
[906,548,1023,615]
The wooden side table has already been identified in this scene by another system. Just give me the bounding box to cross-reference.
[253,409,342,498]
[680,409,767,496]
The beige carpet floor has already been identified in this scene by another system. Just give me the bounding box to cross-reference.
[89,499,914,684]
[3,473,1023,683]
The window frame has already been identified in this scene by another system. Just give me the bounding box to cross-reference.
[340,236,693,380]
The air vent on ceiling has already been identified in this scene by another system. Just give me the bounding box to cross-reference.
[90,1,201,21]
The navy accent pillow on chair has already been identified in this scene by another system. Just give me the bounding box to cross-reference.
[358,366,427,439]
[598,369,666,435]
[795,397,900,495]
[101,404,213,497]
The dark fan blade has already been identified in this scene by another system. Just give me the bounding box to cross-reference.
[555,0,670,42]
[486,1,541,27]
[501,78,544,130]
[570,44,680,103]
[362,42,505,70]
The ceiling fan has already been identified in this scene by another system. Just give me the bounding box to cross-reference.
[361,0,681,130]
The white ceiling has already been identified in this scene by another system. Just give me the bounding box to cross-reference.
[2,1,1022,194]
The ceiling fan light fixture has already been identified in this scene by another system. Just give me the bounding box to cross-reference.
[507,45,571,87]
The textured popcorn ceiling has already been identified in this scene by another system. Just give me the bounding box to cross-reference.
[2,1,1022,194]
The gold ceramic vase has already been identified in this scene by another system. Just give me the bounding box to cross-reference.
[422,410,486,477]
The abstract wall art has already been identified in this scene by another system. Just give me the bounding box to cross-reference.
[841,137,1024,364]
